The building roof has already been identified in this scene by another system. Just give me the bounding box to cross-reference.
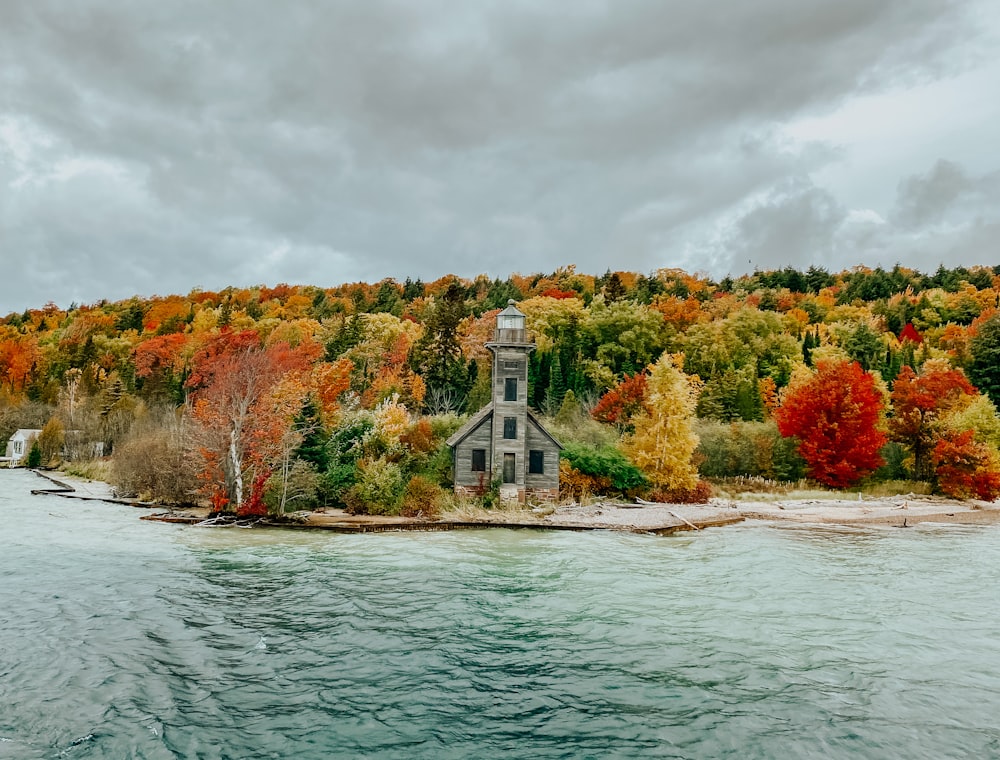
[445,404,563,451]
[9,429,42,440]
[446,403,494,448]
[526,409,563,450]
[496,299,526,318]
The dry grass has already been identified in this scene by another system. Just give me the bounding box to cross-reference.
[710,476,807,499]
[440,493,543,522]
[861,480,934,498]
[59,459,114,483]
[710,476,934,502]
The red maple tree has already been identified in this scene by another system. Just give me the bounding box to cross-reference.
[774,360,887,488]
[187,331,315,513]
[591,372,649,432]
[889,361,976,480]
[932,430,1000,501]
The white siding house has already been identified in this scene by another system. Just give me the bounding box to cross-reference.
[2,429,42,467]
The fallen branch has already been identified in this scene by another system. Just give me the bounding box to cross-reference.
[667,510,701,530]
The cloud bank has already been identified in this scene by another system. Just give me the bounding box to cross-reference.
[2,0,998,311]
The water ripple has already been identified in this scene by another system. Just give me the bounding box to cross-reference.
[3,470,1000,757]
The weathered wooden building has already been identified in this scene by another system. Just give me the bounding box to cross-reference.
[447,301,562,503]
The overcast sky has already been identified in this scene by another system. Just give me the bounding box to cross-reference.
[2,1,998,312]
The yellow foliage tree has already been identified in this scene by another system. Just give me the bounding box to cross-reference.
[623,353,701,492]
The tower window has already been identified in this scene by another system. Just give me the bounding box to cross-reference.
[504,377,518,401]
[471,449,486,472]
[503,417,517,439]
[529,450,544,474]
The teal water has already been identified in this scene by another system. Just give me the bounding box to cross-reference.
[2,469,1000,759]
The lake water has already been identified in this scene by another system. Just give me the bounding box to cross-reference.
[2,469,1000,759]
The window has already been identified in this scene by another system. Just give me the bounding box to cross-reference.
[504,360,521,371]
[504,377,518,401]
[471,449,486,472]
[503,417,517,439]
[529,450,544,474]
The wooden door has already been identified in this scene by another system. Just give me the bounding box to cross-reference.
[503,452,516,483]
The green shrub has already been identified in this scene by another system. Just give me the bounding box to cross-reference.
[871,442,909,481]
[26,441,42,468]
[264,460,322,514]
[695,420,804,481]
[560,442,647,496]
[343,457,404,515]
[480,473,503,509]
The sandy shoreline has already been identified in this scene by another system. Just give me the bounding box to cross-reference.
[540,494,1000,531]
[30,470,1000,532]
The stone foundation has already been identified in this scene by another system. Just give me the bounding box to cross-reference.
[526,487,559,503]
[453,485,559,504]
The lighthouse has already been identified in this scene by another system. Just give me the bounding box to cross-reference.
[446,300,561,503]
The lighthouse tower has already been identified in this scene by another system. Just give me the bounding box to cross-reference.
[486,300,534,500]
[446,300,561,503]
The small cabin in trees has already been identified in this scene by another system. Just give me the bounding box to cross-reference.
[447,301,562,503]
[2,429,42,467]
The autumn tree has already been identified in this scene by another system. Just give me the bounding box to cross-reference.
[591,372,648,432]
[111,408,200,504]
[37,417,66,465]
[623,353,701,493]
[134,333,190,402]
[774,360,887,488]
[931,430,1000,500]
[0,334,40,394]
[889,360,976,480]
[187,331,313,514]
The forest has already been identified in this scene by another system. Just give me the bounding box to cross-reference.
[3,263,1000,516]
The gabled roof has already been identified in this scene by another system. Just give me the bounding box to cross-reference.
[446,403,494,448]
[526,409,563,450]
[9,429,42,441]
[445,404,564,450]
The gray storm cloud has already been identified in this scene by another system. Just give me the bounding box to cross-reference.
[1,0,997,311]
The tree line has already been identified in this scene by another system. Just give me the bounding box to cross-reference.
[3,263,1000,512]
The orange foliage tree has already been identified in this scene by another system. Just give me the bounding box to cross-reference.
[187,330,314,514]
[889,360,976,480]
[774,360,887,488]
[591,372,649,432]
[134,333,191,400]
[651,295,705,330]
[0,334,40,393]
[931,430,1000,500]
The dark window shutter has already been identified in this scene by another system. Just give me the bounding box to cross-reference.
[471,449,486,471]
[503,417,517,439]
[529,450,544,474]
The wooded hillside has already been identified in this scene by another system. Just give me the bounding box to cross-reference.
[4,263,1000,511]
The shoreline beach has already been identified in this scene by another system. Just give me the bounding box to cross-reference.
[27,470,1000,534]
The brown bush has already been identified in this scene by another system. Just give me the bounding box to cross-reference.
[647,480,714,504]
[400,475,443,519]
[558,460,612,502]
[111,429,200,505]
